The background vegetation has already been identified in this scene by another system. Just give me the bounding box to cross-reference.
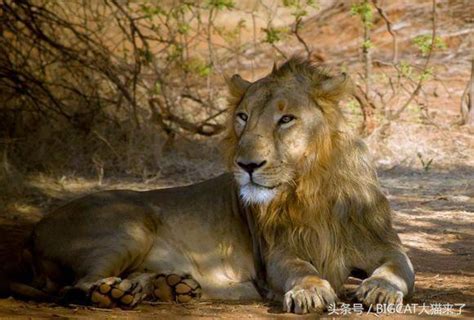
[1,0,472,182]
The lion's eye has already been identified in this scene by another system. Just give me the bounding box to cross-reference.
[278,115,296,125]
[236,112,248,122]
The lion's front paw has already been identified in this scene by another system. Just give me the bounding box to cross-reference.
[283,280,337,314]
[355,278,403,307]
[89,277,144,309]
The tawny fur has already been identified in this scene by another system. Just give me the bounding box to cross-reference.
[6,57,414,315]
[225,57,405,292]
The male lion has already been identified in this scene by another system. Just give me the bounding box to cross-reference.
[10,57,414,314]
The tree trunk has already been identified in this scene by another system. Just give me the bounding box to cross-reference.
[363,0,372,95]
[461,59,474,125]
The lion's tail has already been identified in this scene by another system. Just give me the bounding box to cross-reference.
[0,223,52,301]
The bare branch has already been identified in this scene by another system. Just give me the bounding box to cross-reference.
[149,98,225,137]
[389,0,437,121]
[353,84,377,135]
[293,17,311,59]
[372,0,398,63]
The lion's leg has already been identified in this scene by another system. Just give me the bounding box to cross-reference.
[266,247,337,315]
[59,248,154,308]
[355,250,414,306]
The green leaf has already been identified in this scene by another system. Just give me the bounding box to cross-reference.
[362,39,373,50]
[262,27,287,44]
[205,0,235,10]
[138,49,153,64]
[350,2,373,26]
[140,4,163,18]
[177,23,190,35]
[419,67,433,81]
[153,82,162,95]
[413,35,447,56]
[400,60,413,78]
[184,58,212,77]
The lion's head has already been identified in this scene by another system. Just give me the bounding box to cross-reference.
[225,57,350,206]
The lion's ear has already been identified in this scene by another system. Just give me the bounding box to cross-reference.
[226,74,251,99]
[316,73,352,102]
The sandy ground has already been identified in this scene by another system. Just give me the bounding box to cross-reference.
[0,166,472,319]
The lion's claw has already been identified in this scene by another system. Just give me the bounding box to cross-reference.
[283,281,337,314]
[355,278,404,306]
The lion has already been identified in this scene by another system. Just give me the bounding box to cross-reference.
[8,57,414,314]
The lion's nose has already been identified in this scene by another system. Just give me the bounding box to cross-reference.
[237,160,267,174]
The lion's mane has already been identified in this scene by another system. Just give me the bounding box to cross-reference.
[225,57,401,291]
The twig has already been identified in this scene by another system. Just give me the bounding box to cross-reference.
[67,304,113,312]
[372,0,398,63]
[148,98,174,136]
[200,108,229,124]
[353,84,377,135]
[270,43,287,59]
[293,16,311,59]
[389,0,437,121]
[92,131,121,160]
[251,9,257,78]
[149,98,225,137]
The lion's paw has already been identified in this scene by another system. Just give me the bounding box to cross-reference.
[283,281,337,314]
[151,273,201,303]
[89,277,144,309]
[355,278,403,307]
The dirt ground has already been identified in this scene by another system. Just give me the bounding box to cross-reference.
[0,165,472,319]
